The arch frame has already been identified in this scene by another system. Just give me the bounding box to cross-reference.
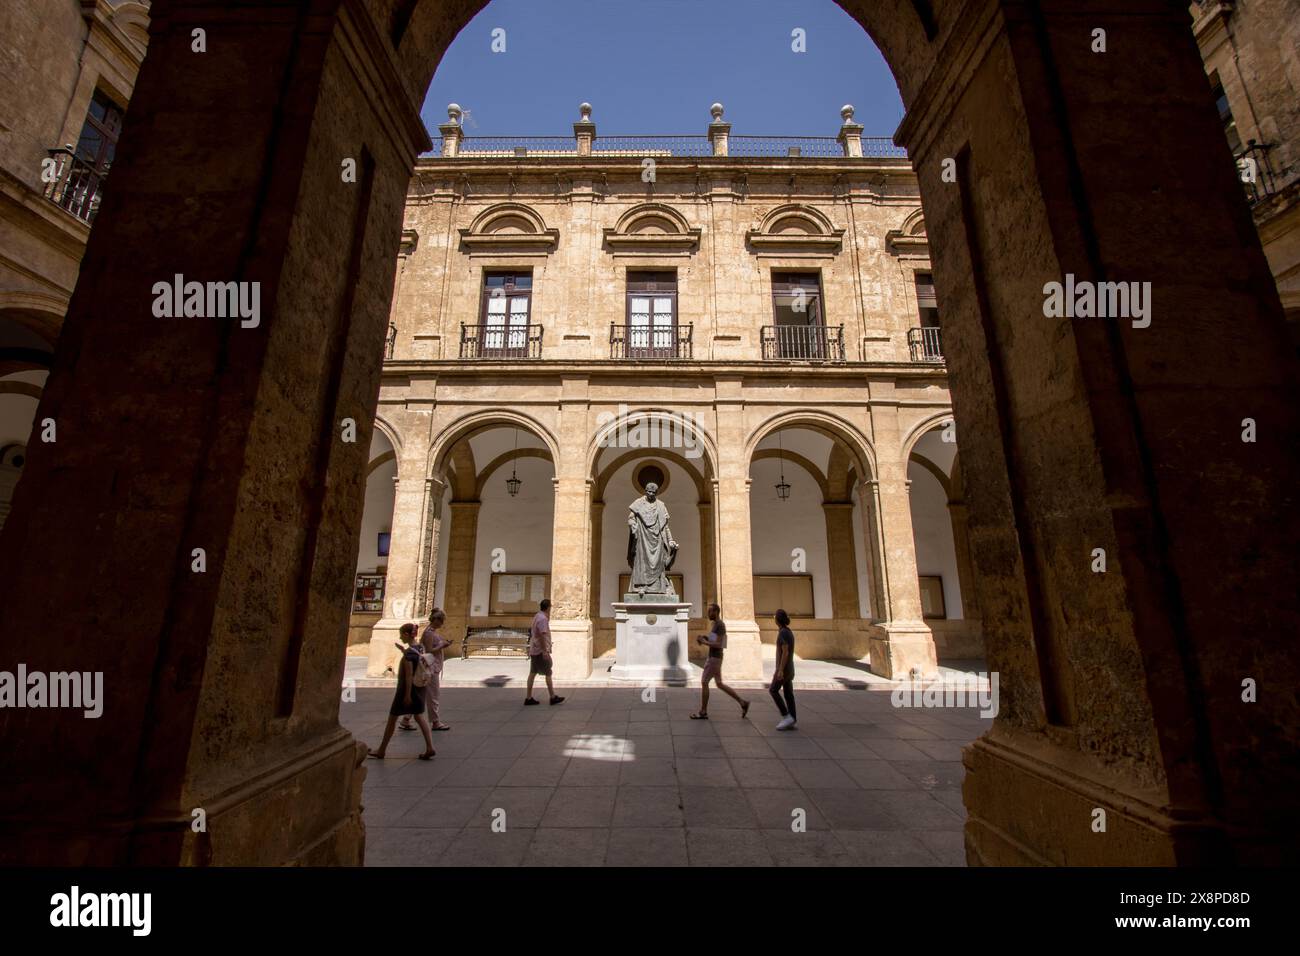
[745,409,878,487]
[427,408,562,482]
[587,406,718,483]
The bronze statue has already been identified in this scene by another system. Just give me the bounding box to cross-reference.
[627,482,678,595]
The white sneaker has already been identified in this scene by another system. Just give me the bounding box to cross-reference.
[776,715,795,731]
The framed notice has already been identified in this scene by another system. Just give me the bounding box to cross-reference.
[753,574,815,617]
[490,573,550,615]
[919,575,947,619]
[353,573,386,613]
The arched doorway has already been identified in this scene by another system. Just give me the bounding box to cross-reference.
[591,413,717,666]
[2,0,1295,868]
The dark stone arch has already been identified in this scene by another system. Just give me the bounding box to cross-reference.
[0,0,1294,869]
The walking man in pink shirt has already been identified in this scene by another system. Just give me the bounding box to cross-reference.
[524,599,565,706]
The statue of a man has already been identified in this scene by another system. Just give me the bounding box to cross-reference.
[627,482,678,595]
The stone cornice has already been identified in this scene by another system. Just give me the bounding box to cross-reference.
[380,359,949,383]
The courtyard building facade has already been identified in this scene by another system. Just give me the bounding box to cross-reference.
[1191,0,1300,343]
[354,104,980,682]
[0,0,150,524]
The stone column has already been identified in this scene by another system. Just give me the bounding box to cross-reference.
[892,1,1300,865]
[822,501,862,621]
[864,475,938,679]
[0,0,432,864]
[946,499,980,621]
[588,499,604,619]
[548,476,594,678]
[710,395,761,678]
[365,469,441,677]
[440,501,480,649]
[697,498,716,613]
[546,391,593,678]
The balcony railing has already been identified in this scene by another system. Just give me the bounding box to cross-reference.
[42,147,106,224]
[760,325,845,361]
[459,322,544,359]
[1236,140,1279,206]
[907,326,944,363]
[593,136,712,157]
[458,136,578,157]
[609,323,693,360]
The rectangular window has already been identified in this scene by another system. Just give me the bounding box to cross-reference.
[480,270,532,353]
[75,88,125,173]
[769,273,825,359]
[771,273,823,327]
[625,271,677,358]
[1209,72,1243,154]
[914,272,940,328]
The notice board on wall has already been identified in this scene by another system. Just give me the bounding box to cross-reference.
[490,573,550,615]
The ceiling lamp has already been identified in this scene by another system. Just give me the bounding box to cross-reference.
[507,428,522,497]
[776,431,791,501]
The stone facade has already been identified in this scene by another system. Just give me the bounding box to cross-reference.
[0,0,150,524]
[1191,0,1300,338]
[0,0,1295,869]
[357,104,976,683]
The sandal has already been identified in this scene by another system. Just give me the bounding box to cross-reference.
[689,712,709,720]
[368,750,386,759]
[432,724,452,731]
[418,751,436,761]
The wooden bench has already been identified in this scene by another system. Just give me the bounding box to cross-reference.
[462,625,531,660]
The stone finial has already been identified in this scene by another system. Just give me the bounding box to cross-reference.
[447,103,462,126]
[708,103,730,156]
[574,103,596,156]
[837,104,864,158]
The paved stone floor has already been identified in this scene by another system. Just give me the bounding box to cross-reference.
[340,683,986,866]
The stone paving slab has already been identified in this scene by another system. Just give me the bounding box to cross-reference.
[341,684,985,866]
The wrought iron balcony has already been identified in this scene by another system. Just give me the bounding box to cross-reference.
[760,324,845,361]
[1236,140,1279,206]
[908,326,944,363]
[42,147,106,224]
[609,323,693,360]
[459,322,544,359]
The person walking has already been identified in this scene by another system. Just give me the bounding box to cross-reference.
[524,598,565,706]
[370,623,436,760]
[770,609,797,730]
[690,602,749,719]
[420,608,453,731]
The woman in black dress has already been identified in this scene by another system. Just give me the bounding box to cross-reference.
[370,624,436,760]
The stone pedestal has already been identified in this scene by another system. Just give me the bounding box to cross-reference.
[611,596,693,683]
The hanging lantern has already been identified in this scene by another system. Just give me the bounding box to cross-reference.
[775,431,791,501]
[506,428,522,496]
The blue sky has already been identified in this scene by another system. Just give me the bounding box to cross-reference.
[422,0,903,141]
